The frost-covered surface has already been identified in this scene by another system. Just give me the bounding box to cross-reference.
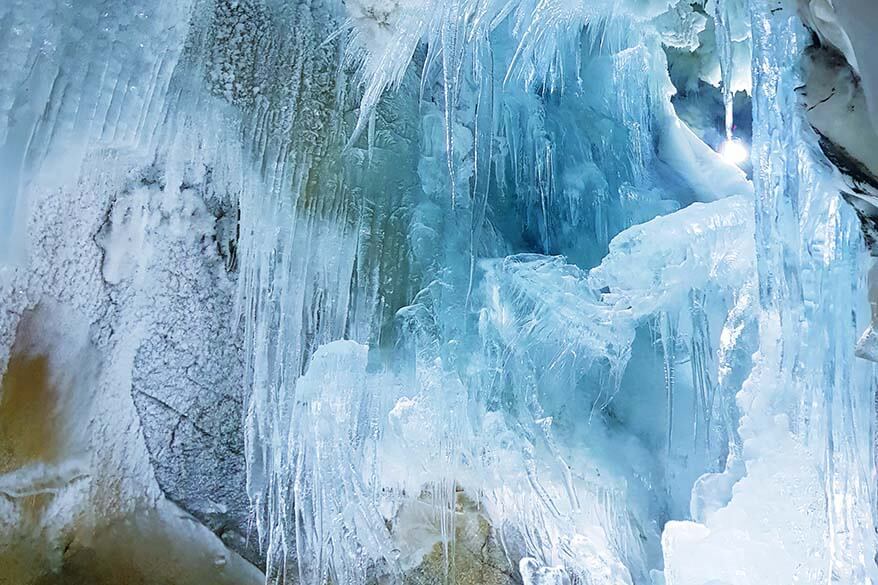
[3,0,878,584]
[0,0,261,577]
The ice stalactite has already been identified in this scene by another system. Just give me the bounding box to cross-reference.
[662,1,878,583]
[712,0,736,140]
[235,1,764,581]
[229,3,431,581]
[747,1,878,580]
[3,0,878,584]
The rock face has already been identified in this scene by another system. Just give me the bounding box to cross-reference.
[0,152,259,581]
[399,494,519,585]
[0,0,260,579]
[113,170,254,560]
[801,43,878,247]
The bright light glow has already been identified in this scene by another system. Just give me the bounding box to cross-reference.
[719,138,749,166]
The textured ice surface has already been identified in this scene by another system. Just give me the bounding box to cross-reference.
[663,2,878,584]
[2,0,878,584]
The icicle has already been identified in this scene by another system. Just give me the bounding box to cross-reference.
[688,289,715,448]
[662,1,878,581]
[713,0,735,140]
[659,311,677,459]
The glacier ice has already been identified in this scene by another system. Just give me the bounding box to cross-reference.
[1,0,878,584]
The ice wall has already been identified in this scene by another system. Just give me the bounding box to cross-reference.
[2,0,878,584]
[238,1,766,583]
[261,0,878,582]
[663,1,878,583]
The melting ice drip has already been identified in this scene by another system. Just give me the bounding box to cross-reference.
[714,0,749,167]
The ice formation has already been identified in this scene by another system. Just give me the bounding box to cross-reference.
[2,0,878,584]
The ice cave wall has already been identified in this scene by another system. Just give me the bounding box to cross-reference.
[1,0,878,584]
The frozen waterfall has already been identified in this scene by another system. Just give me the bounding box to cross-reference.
[1,0,878,584]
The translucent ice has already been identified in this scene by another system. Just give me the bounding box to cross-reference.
[3,0,878,584]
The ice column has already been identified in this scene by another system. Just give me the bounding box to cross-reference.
[749,0,877,581]
[713,0,735,140]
